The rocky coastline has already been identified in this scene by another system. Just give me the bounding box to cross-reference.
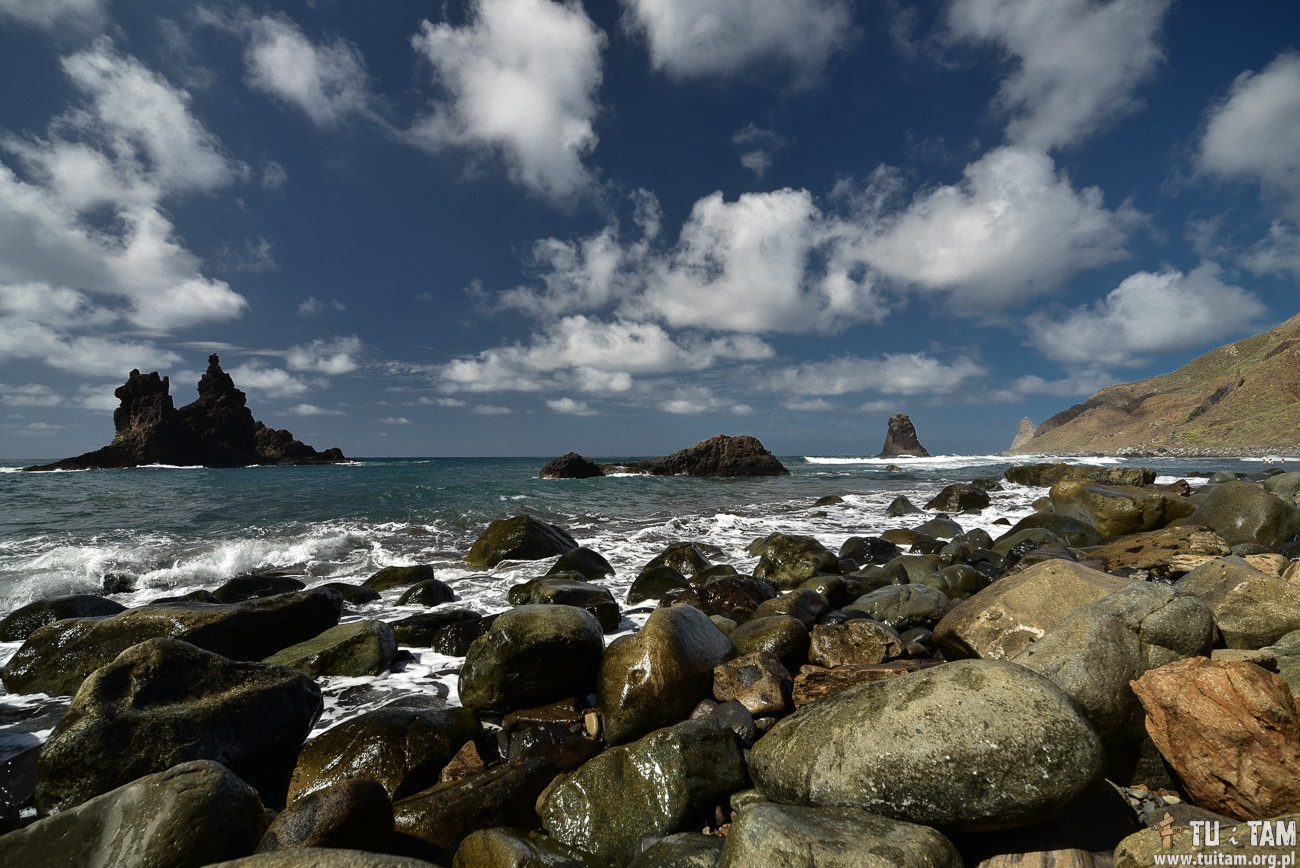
[2,462,1300,866]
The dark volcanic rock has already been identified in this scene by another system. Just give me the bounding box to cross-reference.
[542,434,789,479]
[25,355,346,471]
[878,413,931,458]
[0,594,126,642]
[539,452,605,479]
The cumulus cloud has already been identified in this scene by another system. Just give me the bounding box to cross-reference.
[288,403,346,416]
[1197,51,1300,221]
[227,364,312,397]
[547,397,596,415]
[622,0,855,85]
[471,405,512,415]
[0,318,181,375]
[946,0,1171,149]
[410,0,606,202]
[767,353,987,396]
[0,0,108,33]
[244,14,374,127]
[1027,262,1267,367]
[285,336,362,374]
[850,146,1140,310]
[0,383,64,407]
[1241,221,1300,278]
[381,416,412,424]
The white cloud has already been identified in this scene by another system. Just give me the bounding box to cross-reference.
[78,383,122,411]
[622,0,855,85]
[655,384,753,416]
[850,146,1140,310]
[1241,221,1300,278]
[0,0,108,32]
[410,0,606,202]
[0,383,64,407]
[0,318,181,375]
[1198,52,1300,221]
[298,296,347,316]
[471,405,512,415]
[732,124,790,178]
[947,0,1171,149]
[1027,262,1267,367]
[244,15,374,127]
[285,336,362,374]
[227,364,312,397]
[547,397,596,415]
[768,353,987,396]
[288,403,347,416]
[381,416,413,424]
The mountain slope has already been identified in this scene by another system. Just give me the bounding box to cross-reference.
[1008,313,1300,455]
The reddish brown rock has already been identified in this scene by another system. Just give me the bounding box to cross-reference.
[1089,525,1231,577]
[712,651,792,717]
[807,619,905,667]
[791,660,940,708]
[1131,657,1300,820]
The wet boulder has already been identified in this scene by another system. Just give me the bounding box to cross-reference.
[0,594,126,642]
[631,833,724,867]
[1048,479,1196,538]
[363,565,437,593]
[1186,480,1300,548]
[264,619,398,678]
[644,542,714,578]
[846,584,951,631]
[257,778,393,854]
[808,619,905,667]
[389,609,483,647]
[507,577,620,632]
[546,546,614,580]
[539,717,748,866]
[748,659,1105,832]
[994,512,1104,549]
[458,605,604,715]
[464,515,579,568]
[213,575,307,603]
[598,604,735,745]
[1176,556,1300,648]
[0,760,266,868]
[453,826,592,867]
[752,588,830,626]
[751,534,841,589]
[1,588,343,697]
[395,579,456,607]
[627,565,690,604]
[924,482,991,513]
[316,582,383,605]
[660,577,772,623]
[36,638,322,812]
[1004,463,1155,488]
[728,614,810,671]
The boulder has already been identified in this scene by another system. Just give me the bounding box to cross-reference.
[660,578,771,623]
[539,717,749,866]
[626,566,689,604]
[728,614,810,671]
[395,579,457,607]
[213,851,443,867]
[458,605,604,715]
[630,833,724,867]
[790,660,939,709]
[257,778,393,853]
[933,560,1130,660]
[1004,463,1156,488]
[878,413,930,458]
[453,827,592,867]
[1089,525,1233,577]
[0,760,266,868]
[748,659,1106,832]
[389,610,483,647]
[1187,480,1300,548]
[264,619,398,678]
[1048,479,1196,537]
[646,542,715,578]
[720,802,961,867]
[1,588,343,696]
[0,594,126,641]
[993,512,1104,549]
[1012,582,1216,747]
[464,516,579,568]
[750,534,841,589]
[37,638,322,812]
[1263,629,1300,695]
[808,619,905,667]
[546,546,614,580]
[1175,556,1300,648]
[712,651,792,717]
[1132,657,1300,820]
[315,582,382,605]
[213,575,307,603]
[432,615,497,656]
[364,565,438,593]
[598,604,735,745]
[752,588,830,625]
[924,483,990,513]
[539,452,605,479]
[845,584,950,631]
[507,577,620,632]
[912,563,988,602]
[287,696,480,802]
[1114,813,1300,868]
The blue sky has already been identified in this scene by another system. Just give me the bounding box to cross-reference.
[0,0,1297,459]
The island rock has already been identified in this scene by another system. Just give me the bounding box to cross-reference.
[878,413,931,458]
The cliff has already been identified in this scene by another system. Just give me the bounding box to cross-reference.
[1008,313,1300,455]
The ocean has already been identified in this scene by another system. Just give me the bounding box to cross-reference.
[0,452,1290,762]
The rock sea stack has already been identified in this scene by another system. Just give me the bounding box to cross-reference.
[24,354,347,471]
[878,413,931,458]
[539,433,789,478]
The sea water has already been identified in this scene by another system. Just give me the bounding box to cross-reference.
[0,452,1289,759]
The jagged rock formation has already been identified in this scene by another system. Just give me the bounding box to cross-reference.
[1008,417,1038,452]
[1009,313,1300,455]
[878,413,930,458]
[540,434,789,479]
[25,355,347,471]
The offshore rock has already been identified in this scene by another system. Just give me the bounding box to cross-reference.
[878,413,931,458]
[539,452,605,479]
[541,434,789,478]
[25,355,346,470]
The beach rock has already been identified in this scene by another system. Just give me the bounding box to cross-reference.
[365,565,438,592]
[1004,463,1156,488]
[539,717,748,866]
[913,563,988,602]
[431,614,497,656]
[539,452,605,479]
[0,594,126,641]
[37,638,322,812]
[316,582,383,605]
[288,696,480,802]
[1132,657,1300,820]
[464,515,579,568]
[748,659,1106,832]
[912,515,965,540]
[627,565,689,604]
[994,512,1104,549]
[750,533,841,589]
[1012,582,1215,747]
[808,619,905,667]
[1048,479,1196,537]
[839,535,903,566]
[0,760,266,868]
[790,660,939,708]
[878,413,930,458]
[660,578,771,623]
[547,546,614,580]
[720,802,961,867]
[598,604,735,745]
[264,619,398,678]
[934,559,1130,660]
[458,605,604,715]
[1263,630,1300,695]
[1,587,343,696]
[211,851,441,868]
[389,610,483,647]
[453,827,592,867]
[752,588,830,625]
[395,579,457,607]
[887,495,924,516]
[1175,556,1300,648]
[257,778,393,853]
[925,483,990,513]
[508,577,621,632]
[24,356,346,471]
[1089,525,1233,576]
[213,574,307,603]
[728,614,810,670]
[645,541,714,578]
[712,650,792,717]
[846,584,950,631]
[1114,813,1300,868]
[1187,479,1300,548]
[630,833,724,867]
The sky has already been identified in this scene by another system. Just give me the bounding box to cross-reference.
[0,0,1297,459]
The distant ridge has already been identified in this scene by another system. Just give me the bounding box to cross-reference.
[1008,313,1300,456]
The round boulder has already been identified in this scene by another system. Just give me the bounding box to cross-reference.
[263,619,398,678]
[464,515,579,568]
